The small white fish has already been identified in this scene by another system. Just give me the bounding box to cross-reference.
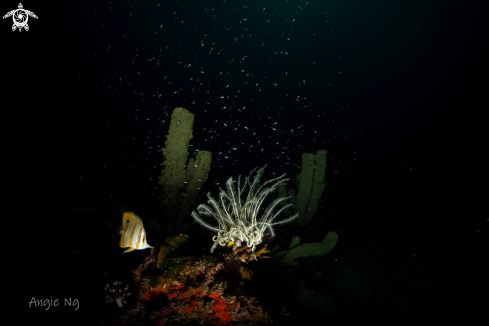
[119,212,153,253]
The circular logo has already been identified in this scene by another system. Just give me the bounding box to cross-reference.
[13,9,28,28]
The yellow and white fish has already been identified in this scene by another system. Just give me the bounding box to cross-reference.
[119,212,153,253]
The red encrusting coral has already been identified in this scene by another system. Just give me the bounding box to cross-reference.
[168,291,178,301]
[143,288,167,302]
[191,288,205,299]
[183,298,200,312]
[208,292,221,300]
[209,293,232,324]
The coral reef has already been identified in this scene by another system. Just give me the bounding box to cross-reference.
[158,107,212,231]
[101,235,273,326]
[278,149,327,226]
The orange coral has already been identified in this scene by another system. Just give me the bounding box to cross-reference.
[213,298,232,323]
[193,288,205,298]
[255,244,271,259]
[168,291,178,301]
[209,292,221,300]
[209,293,233,323]
[232,244,249,254]
[232,243,271,263]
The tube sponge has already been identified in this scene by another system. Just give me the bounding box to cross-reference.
[277,231,339,266]
[296,150,327,226]
[158,108,212,229]
[278,150,327,226]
